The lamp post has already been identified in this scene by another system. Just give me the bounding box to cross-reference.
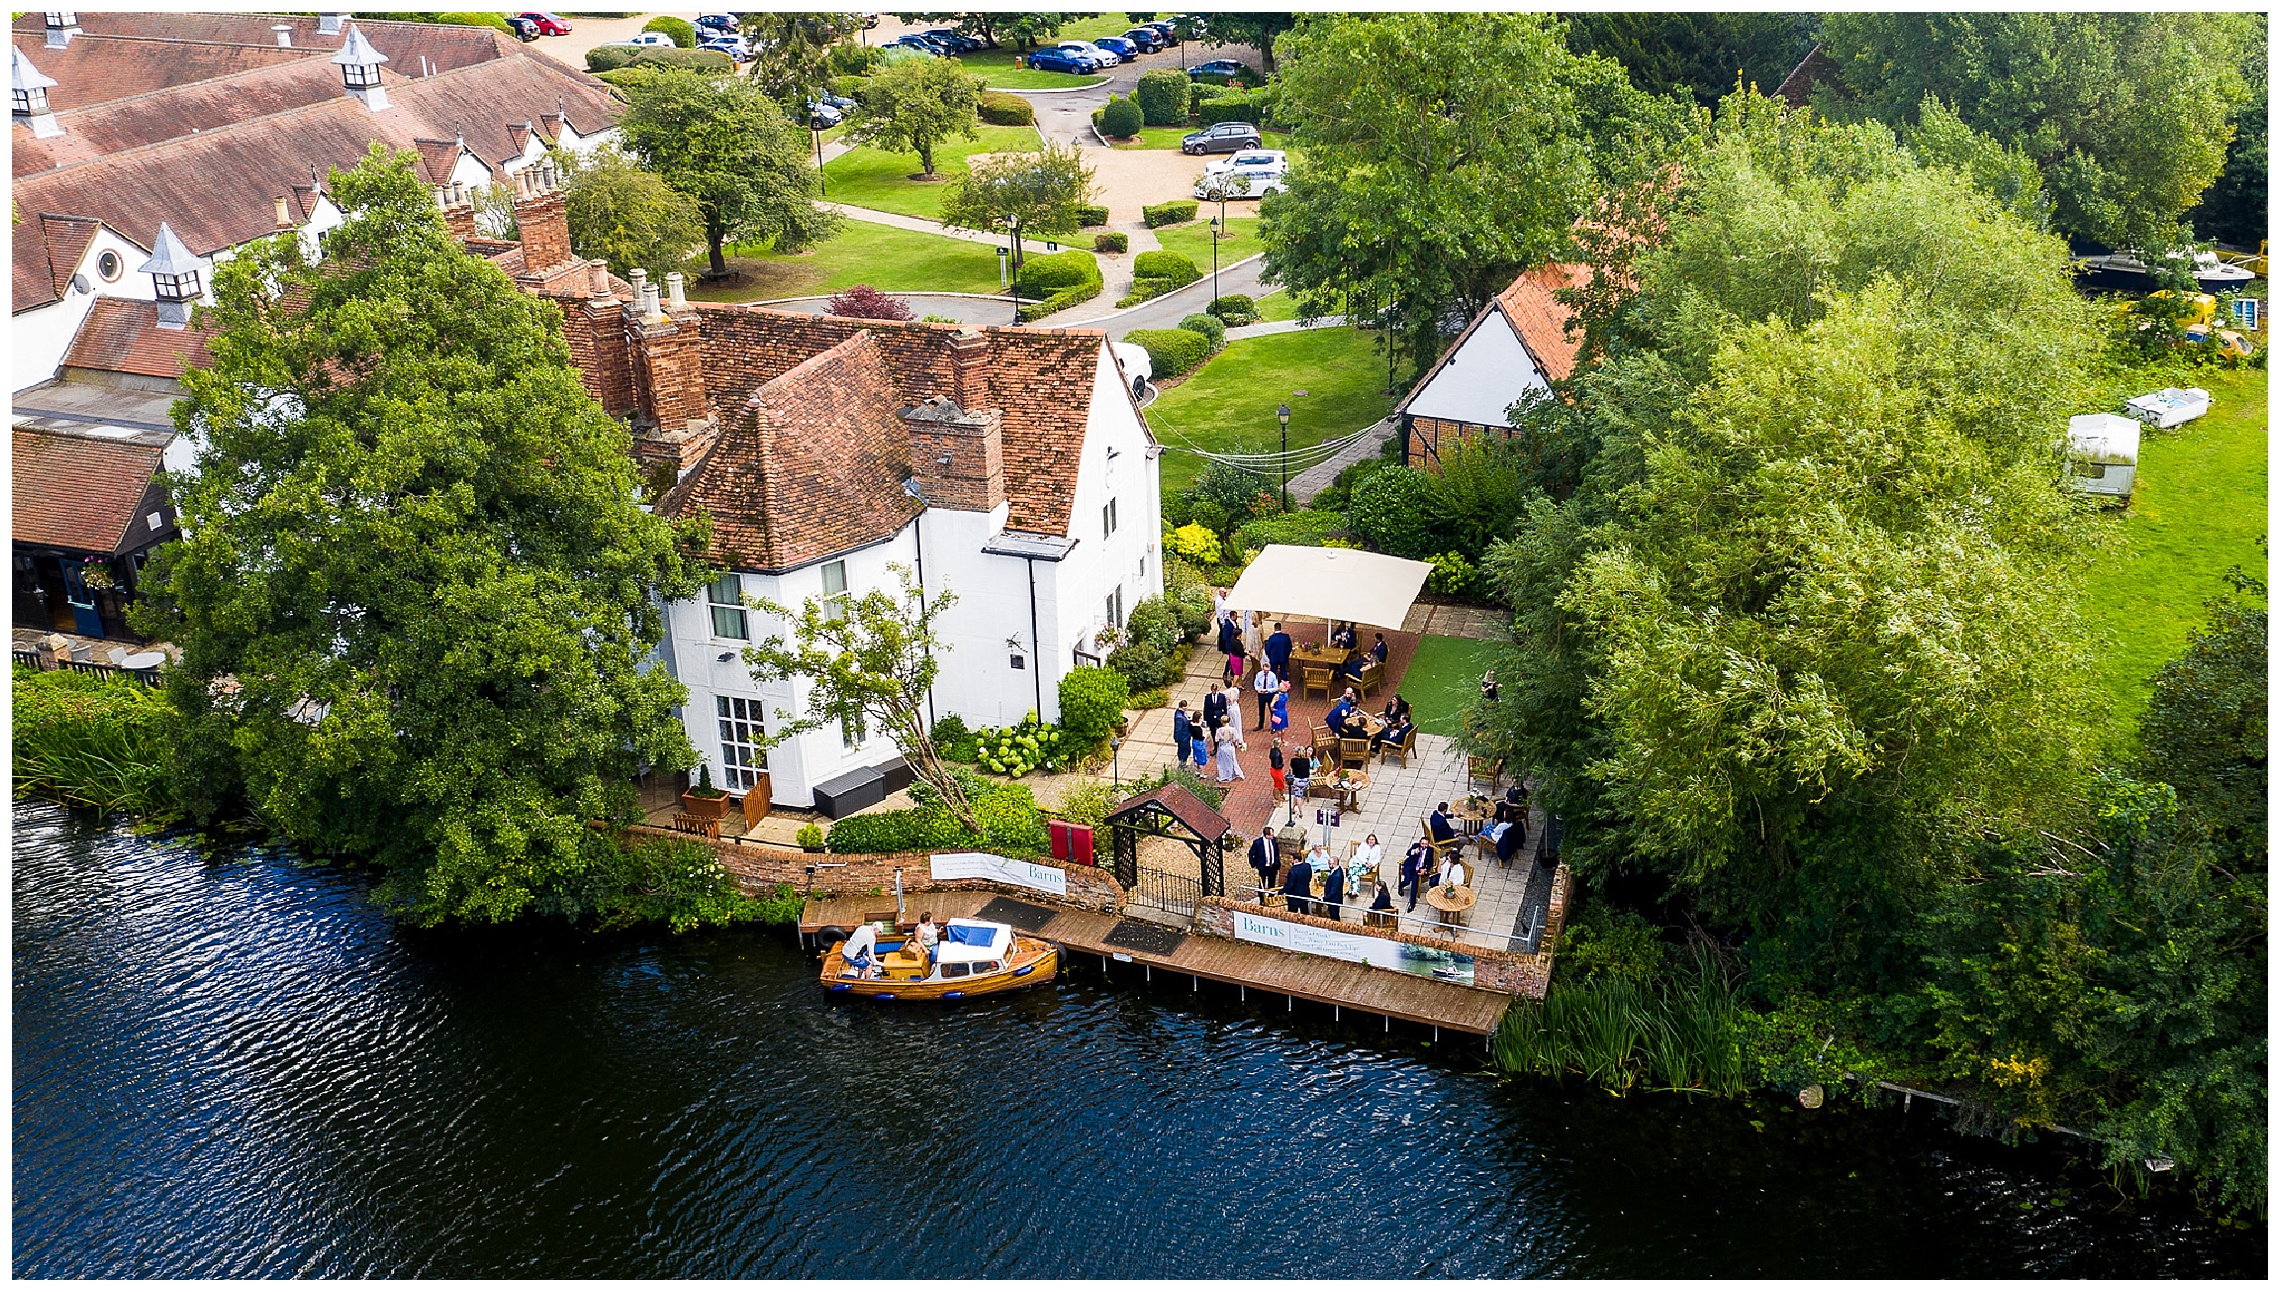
[1110,736,1122,791]
[1005,215,1021,326]
[811,118,826,194]
[1209,214,1221,303]
[1277,402,1292,512]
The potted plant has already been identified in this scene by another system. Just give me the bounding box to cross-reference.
[680,763,731,821]
[798,823,826,854]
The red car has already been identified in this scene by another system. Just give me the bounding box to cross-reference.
[516,12,571,36]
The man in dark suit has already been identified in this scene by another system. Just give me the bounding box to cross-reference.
[1399,839,1427,912]
[1324,695,1354,737]
[1281,849,1314,917]
[1428,801,1457,844]
[1201,684,1230,737]
[1369,632,1389,664]
[1264,622,1293,676]
[1247,825,1280,900]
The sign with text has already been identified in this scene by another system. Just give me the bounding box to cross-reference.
[930,852,1068,897]
[1229,910,1474,986]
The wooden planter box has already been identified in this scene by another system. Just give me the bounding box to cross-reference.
[680,790,732,821]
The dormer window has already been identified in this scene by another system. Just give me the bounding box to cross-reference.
[42,11,77,49]
[341,58,380,90]
[12,81,48,116]
[44,12,78,30]
[138,223,208,329]
[329,24,390,110]
[151,267,201,302]
[12,46,57,117]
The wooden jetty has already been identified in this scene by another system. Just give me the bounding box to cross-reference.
[799,890,1513,1038]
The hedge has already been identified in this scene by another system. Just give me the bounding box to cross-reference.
[1099,92,1144,139]
[1132,250,1199,284]
[1142,200,1199,228]
[1194,87,1271,126]
[643,15,697,47]
[590,46,732,74]
[1075,203,1110,227]
[1178,312,1226,350]
[1127,327,1213,380]
[437,12,510,30]
[825,783,1049,857]
[1136,68,1189,127]
[977,90,1036,126]
[1094,231,1129,253]
[1013,249,1103,322]
[1237,508,1349,554]
[1206,294,1258,325]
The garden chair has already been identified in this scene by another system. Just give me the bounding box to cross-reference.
[1378,724,1418,767]
[1355,659,1386,700]
[1339,736,1371,767]
[1418,813,1464,870]
[1300,664,1333,699]
[1466,755,1504,793]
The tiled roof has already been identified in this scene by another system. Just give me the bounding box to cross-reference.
[62,298,216,379]
[1495,263,1589,384]
[12,425,165,553]
[12,213,103,310]
[662,332,925,573]
[10,15,519,100]
[14,55,406,178]
[1774,43,1845,109]
[7,33,307,113]
[11,53,619,304]
[1108,783,1232,843]
[690,308,1104,536]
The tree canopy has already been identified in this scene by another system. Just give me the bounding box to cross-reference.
[938,140,1096,275]
[843,52,983,178]
[135,145,708,926]
[1563,12,1814,109]
[897,12,1077,49]
[1816,12,2257,249]
[557,143,705,281]
[616,67,838,276]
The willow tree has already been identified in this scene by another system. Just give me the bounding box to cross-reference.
[135,145,708,925]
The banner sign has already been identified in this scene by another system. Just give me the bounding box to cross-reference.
[1229,910,1474,986]
[930,852,1069,897]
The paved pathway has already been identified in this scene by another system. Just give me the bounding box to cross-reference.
[1285,415,1397,505]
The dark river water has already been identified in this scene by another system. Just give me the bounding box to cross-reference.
[12,800,2264,1278]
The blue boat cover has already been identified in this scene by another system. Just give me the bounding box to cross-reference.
[943,922,996,947]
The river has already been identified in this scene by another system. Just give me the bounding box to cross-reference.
[12,800,2261,1278]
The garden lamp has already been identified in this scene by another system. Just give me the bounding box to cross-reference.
[1277,403,1292,511]
[1110,736,1122,790]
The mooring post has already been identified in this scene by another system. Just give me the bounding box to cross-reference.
[1334,1005,1340,1022]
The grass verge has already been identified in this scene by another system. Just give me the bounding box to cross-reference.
[1398,634,1502,736]
[1153,215,1262,272]
[819,125,1042,220]
[689,221,1009,302]
[2074,363,2268,727]
[1148,325,1395,497]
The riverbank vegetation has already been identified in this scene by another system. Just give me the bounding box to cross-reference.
[12,671,175,816]
[1461,86,2266,1215]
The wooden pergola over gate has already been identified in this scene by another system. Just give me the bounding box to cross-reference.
[1106,784,1232,918]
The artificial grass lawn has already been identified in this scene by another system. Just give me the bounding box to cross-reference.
[688,221,1009,303]
[2074,364,2269,729]
[1148,325,1396,497]
[1153,215,1262,272]
[819,125,1042,220]
[1400,635,1504,738]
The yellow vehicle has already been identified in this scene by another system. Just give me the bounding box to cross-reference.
[2145,290,2218,326]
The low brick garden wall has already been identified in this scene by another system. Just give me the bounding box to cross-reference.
[1192,864,1574,999]
[621,824,1126,913]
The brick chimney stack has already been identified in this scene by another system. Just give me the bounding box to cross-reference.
[510,161,572,273]
[903,395,1006,513]
[945,326,992,410]
[437,181,478,243]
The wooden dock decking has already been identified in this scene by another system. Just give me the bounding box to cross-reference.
[798,892,1513,1036]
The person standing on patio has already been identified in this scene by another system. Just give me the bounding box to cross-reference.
[1282,848,1314,916]
[1213,723,1245,784]
[1221,680,1249,749]
[1287,745,1312,804]
[1268,739,1286,799]
[1247,824,1279,900]
[1252,659,1280,729]
[1319,848,1347,920]
[1400,839,1428,912]
[1242,608,1262,664]
[1172,700,1194,766]
[1270,681,1290,735]
[1201,683,1230,741]
[1264,622,1292,678]
[1216,613,1242,683]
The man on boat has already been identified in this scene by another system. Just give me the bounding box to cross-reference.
[842,923,880,979]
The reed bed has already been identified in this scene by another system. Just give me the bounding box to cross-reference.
[1493,955,1750,1095]
[12,670,175,815]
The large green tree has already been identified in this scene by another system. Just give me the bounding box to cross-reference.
[938,141,1095,277]
[1816,12,2256,249]
[843,52,982,178]
[1562,11,1814,109]
[1260,13,1691,378]
[557,144,706,281]
[133,145,708,925]
[617,67,839,277]
[1181,12,1297,71]
[895,12,1077,49]
[2184,14,2268,248]
[743,12,860,107]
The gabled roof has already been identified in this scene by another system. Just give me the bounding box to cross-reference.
[12,213,105,310]
[1774,43,1846,110]
[1496,262,1588,385]
[12,425,167,553]
[7,33,308,113]
[1396,263,1587,427]
[1108,783,1232,843]
[62,298,216,379]
[662,332,926,573]
[8,14,519,103]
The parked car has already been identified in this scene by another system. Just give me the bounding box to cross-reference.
[700,35,750,61]
[1023,46,1097,74]
[858,13,880,29]
[694,13,738,35]
[816,91,856,112]
[1122,26,1164,53]
[1092,35,1138,61]
[922,27,982,53]
[598,31,677,50]
[1194,149,1288,199]
[504,15,540,42]
[515,12,571,36]
[1186,58,1248,81]
[1145,19,1180,42]
[1182,121,1262,155]
[883,34,941,56]
[806,100,844,128]
[1059,39,1116,66]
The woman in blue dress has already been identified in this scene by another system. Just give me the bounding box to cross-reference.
[1269,681,1290,734]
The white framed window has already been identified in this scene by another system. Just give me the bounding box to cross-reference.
[1102,497,1118,537]
[1105,584,1125,629]
[708,573,748,639]
[821,560,848,621]
[842,711,867,749]
[716,695,765,790]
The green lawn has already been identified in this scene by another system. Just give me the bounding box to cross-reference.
[1399,635,1504,737]
[1110,126,1193,150]
[2075,364,2268,729]
[1154,215,1262,271]
[1148,326,1396,497]
[688,221,1009,303]
[1254,288,1301,322]
[820,125,1042,220]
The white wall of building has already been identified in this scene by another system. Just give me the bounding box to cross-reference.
[1044,345,1165,684]
[11,225,160,393]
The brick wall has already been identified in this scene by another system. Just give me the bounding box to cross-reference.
[622,824,1126,913]
[512,188,572,275]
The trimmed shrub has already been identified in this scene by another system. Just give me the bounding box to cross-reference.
[643,15,697,47]
[587,45,636,72]
[1074,202,1110,227]
[1178,311,1226,350]
[1053,779,1119,831]
[1136,67,1190,127]
[1090,105,1107,130]
[825,783,1047,857]
[1094,231,1129,253]
[1128,327,1212,380]
[1057,665,1131,751]
[1133,250,1199,284]
[977,90,1036,126]
[1194,85,1274,125]
[825,284,916,320]
[1142,200,1199,228]
[595,46,733,74]
[1236,507,1347,553]
[1206,293,1258,325]
[437,12,510,31]
[1345,465,1444,560]
[1099,92,1144,139]
[1014,249,1103,322]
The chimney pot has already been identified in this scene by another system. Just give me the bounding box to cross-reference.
[273,24,292,47]
[628,267,649,296]
[589,261,613,299]
[274,194,293,227]
[318,12,345,36]
[666,272,686,310]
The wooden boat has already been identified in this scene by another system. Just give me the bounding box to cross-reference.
[819,917,1058,1001]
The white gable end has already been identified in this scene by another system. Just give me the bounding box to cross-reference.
[1403,307,1547,428]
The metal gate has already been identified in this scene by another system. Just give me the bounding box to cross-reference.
[1128,864,1202,920]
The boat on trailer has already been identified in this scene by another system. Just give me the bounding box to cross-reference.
[819,917,1058,1001]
